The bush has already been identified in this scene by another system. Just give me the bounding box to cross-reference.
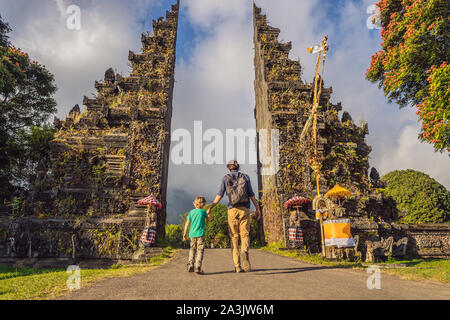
[165,224,183,248]
[205,204,230,248]
[204,203,264,248]
[381,170,450,224]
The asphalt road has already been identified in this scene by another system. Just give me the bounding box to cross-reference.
[59,249,450,300]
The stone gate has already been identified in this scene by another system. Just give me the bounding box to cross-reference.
[252,4,449,259]
[0,1,180,262]
[0,2,448,265]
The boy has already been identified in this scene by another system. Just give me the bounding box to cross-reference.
[183,196,209,274]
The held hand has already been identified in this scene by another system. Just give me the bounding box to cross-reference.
[183,234,187,242]
[255,207,261,220]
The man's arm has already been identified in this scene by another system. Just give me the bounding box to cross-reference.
[182,219,190,241]
[246,175,261,220]
[208,176,226,215]
[250,196,261,220]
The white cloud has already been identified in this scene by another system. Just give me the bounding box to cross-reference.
[378,125,450,188]
[184,0,249,29]
[0,0,162,118]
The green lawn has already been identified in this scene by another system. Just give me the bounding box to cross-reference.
[0,247,178,300]
[376,258,450,283]
[261,244,450,284]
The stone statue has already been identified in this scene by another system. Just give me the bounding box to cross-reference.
[365,236,409,262]
[289,208,302,227]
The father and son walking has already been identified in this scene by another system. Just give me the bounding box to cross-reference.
[183,160,262,274]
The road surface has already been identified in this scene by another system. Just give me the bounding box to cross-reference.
[59,249,450,300]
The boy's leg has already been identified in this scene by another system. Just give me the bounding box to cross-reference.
[228,208,241,271]
[195,237,205,272]
[239,207,251,272]
[188,238,197,272]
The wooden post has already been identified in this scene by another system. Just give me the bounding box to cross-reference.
[319,214,326,258]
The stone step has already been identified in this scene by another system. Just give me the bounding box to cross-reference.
[127,207,147,217]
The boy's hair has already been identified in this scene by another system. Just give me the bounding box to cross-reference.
[193,196,206,209]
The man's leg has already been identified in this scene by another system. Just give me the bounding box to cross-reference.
[239,207,251,272]
[195,236,205,273]
[228,208,241,271]
[188,237,197,272]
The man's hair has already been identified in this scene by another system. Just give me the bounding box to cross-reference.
[193,196,206,209]
[227,160,240,171]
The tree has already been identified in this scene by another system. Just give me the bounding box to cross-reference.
[16,125,56,184]
[165,224,184,247]
[0,15,10,47]
[381,169,449,224]
[0,15,57,201]
[366,0,449,152]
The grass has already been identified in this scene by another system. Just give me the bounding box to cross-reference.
[261,243,363,268]
[0,247,178,300]
[375,258,450,284]
[261,243,450,284]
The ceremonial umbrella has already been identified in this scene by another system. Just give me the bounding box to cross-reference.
[325,185,351,206]
[138,195,162,210]
[283,195,310,209]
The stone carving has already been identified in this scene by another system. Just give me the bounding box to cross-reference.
[289,209,302,227]
[6,237,15,257]
[329,204,346,219]
[417,238,441,248]
[365,236,409,262]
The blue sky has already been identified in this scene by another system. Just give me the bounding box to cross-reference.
[0,0,448,223]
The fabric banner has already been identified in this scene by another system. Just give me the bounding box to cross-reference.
[315,210,328,220]
[138,195,162,209]
[140,228,156,246]
[288,227,303,242]
[323,219,355,248]
[308,45,323,54]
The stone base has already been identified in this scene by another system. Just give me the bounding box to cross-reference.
[0,216,150,261]
[0,247,164,269]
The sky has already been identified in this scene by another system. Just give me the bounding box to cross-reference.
[0,0,448,224]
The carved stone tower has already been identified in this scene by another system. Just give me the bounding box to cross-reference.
[253,4,390,248]
[13,1,181,259]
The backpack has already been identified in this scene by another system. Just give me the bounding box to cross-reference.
[225,173,249,207]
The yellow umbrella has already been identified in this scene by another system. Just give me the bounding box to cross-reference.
[325,185,351,205]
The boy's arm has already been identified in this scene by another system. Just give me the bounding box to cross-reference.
[207,195,222,215]
[183,219,190,241]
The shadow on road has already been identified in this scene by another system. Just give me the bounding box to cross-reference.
[203,266,336,276]
[203,270,237,276]
[251,266,336,275]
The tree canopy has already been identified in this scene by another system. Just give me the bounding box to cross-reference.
[366,0,449,152]
[381,169,449,224]
[0,15,57,201]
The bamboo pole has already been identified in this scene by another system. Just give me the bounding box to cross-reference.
[312,36,329,259]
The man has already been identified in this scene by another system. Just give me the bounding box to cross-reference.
[207,160,261,273]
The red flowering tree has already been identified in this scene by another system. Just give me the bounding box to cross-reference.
[366,0,448,152]
[0,16,57,200]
